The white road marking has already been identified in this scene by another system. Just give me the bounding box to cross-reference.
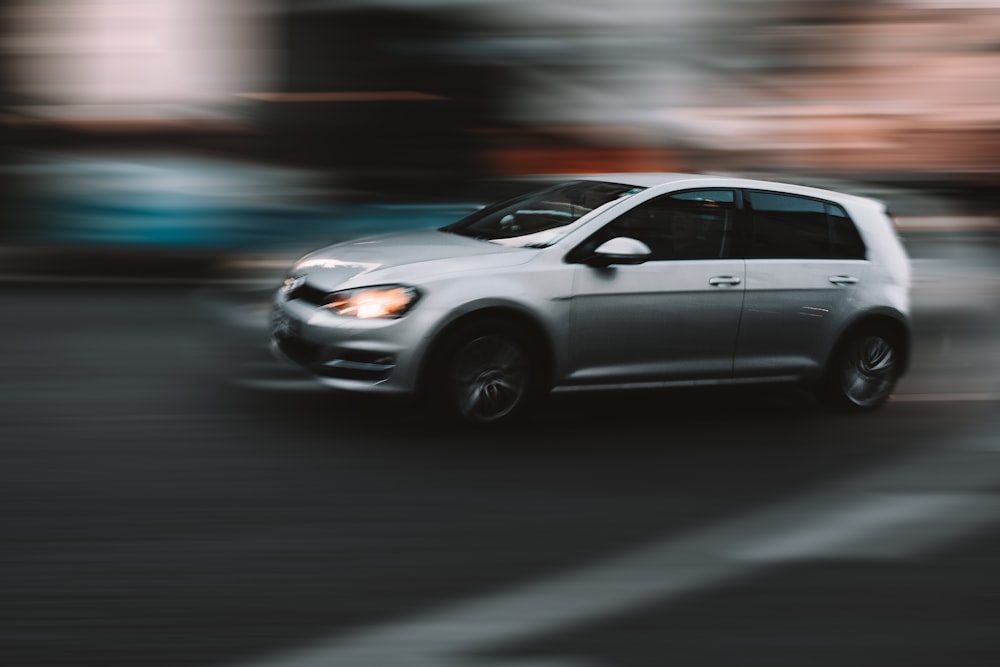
[734,493,1000,562]
[232,423,1000,667]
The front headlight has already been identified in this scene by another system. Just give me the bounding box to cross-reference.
[322,285,420,319]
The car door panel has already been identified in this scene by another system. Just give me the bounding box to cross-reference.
[732,190,872,379]
[568,259,746,384]
[734,259,870,378]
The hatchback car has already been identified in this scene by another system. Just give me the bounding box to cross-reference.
[271,174,911,423]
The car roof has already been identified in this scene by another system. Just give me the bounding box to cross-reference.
[573,172,884,211]
[574,172,699,188]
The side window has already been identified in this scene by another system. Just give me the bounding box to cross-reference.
[828,203,866,259]
[745,191,866,260]
[597,190,735,261]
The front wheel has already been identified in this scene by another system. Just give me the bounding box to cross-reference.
[431,321,539,425]
[825,327,901,410]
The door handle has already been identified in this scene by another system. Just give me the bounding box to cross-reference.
[829,275,859,286]
[709,276,742,287]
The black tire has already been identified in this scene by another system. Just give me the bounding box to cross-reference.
[429,319,540,425]
[824,325,901,410]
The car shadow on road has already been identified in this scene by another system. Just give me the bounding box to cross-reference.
[228,380,858,445]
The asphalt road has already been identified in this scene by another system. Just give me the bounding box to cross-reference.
[2,232,1000,667]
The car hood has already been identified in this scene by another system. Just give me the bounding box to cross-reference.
[291,229,537,289]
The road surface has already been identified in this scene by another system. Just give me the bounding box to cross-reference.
[2,231,999,667]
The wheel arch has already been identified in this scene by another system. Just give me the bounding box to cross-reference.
[417,303,557,396]
[825,309,912,378]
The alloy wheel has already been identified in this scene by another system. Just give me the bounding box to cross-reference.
[450,334,528,423]
[840,334,898,408]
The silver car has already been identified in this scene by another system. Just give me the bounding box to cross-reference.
[271,174,911,423]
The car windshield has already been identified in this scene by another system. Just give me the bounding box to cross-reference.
[441,180,646,248]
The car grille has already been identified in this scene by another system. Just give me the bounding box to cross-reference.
[275,335,323,367]
[287,282,329,306]
[318,351,395,381]
[276,336,395,382]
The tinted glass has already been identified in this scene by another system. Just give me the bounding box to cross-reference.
[746,191,829,259]
[595,190,734,260]
[828,203,866,259]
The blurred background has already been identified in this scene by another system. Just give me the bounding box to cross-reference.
[2,2,1000,667]
[2,0,999,268]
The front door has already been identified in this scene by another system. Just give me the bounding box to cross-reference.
[566,189,745,385]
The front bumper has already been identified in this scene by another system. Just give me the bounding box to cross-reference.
[269,296,427,395]
[271,334,396,382]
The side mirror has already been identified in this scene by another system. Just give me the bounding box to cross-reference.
[586,237,652,267]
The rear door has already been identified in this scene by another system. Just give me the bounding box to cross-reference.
[734,190,869,379]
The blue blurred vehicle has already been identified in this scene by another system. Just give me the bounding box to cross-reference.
[10,153,479,255]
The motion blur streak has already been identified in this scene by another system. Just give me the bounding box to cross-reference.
[2,0,274,122]
[229,420,1000,667]
[2,1,1000,666]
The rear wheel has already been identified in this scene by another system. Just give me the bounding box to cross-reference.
[825,326,901,410]
[430,320,539,425]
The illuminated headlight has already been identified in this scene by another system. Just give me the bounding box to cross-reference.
[322,285,420,319]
